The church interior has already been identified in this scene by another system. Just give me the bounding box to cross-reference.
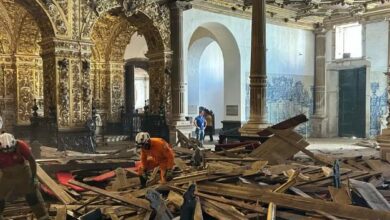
[2,0,390,219]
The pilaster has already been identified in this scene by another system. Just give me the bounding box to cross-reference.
[168,1,193,143]
[311,27,328,137]
[146,51,172,114]
[40,37,93,129]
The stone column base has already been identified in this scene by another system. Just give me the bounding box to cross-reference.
[169,121,193,144]
[311,116,328,138]
[239,122,269,137]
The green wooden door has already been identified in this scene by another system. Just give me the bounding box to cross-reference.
[338,67,366,138]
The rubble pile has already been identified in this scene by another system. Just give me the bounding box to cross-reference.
[3,114,390,220]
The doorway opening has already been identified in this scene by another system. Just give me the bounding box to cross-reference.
[338,67,366,137]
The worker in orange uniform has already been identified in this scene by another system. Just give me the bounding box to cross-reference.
[0,133,49,220]
[135,132,175,187]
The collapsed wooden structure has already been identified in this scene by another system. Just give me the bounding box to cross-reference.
[3,114,390,220]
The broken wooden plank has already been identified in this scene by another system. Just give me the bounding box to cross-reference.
[290,187,340,220]
[197,182,390,220]
[202,198,246,220]
[170,185,330,220]
[268,128,333,166]
[249,128,310,164]
[328,186,351,205]
[40,161,135,173]
[349,179,390,211]
[54,206,67,220]
[257,114,308,136]
[267,170,299,220]
[37,164,76,205]
[69,180,150,210]
[194,197,203,220]
[168,190,184,208]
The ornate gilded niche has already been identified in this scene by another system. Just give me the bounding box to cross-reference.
[88,0,172,123]
[0,0,45,129]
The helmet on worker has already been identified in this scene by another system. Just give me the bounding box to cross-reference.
[0,132,16,152]
[135,132,151,149]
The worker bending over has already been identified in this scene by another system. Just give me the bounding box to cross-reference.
[0,133,49,220]
[136,132,175,187]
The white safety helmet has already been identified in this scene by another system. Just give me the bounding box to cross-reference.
[0,133,16,151]
[135,132,150,147]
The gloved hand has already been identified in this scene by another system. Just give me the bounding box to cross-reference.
[166,169,173,181]
[139,172,148,188]
[30,176,39,187]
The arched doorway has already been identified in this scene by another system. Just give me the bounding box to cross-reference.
[124,33,149,114]
[90,10,166,131]
[0,0,55,132]
[187,23,241,129]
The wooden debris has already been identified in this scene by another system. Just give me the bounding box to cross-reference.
[37,164,76,205]
[198,182,390,220]
[350,179,390,211]
[249,128,311,164]
[328,186,352,205]
[5,114,390,220]
[69,180,150,210]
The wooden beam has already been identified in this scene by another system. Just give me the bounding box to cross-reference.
[197,182,390,220]
[37,164,76,205]
[40,161,135,173]
[267,170,299,220]
[69,180,150,210]
[169,185,321,220]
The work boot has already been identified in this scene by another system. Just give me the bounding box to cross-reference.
[139,174,148,188]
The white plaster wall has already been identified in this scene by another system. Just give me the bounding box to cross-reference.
[134,68,149,110]
[267,25,314,76]
[184,9,251,123]
[124,32,148,60]
[198,42,224,128]
[365,21,389,136]
[366,22,388,72]
[184,9,315,127]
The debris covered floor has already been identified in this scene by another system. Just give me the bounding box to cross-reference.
[3,125,390,219]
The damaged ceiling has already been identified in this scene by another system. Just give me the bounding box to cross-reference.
[195,0,390,28]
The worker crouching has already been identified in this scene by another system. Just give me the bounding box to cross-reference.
[0,133,49,220]
[136,132,175,187]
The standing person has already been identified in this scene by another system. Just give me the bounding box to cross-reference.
[205,110,214,142]
[193,110,207,143]
[0,133,49,220]
[135,132,175,187]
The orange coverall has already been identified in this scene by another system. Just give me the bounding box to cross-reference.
[138,138,175,183]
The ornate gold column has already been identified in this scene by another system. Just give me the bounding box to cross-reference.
[107,61,124,123]
[40,38,93,129]
[0,56,15,131]
[240,0,269,136]
[14,54,43,125]
[169,1,193,142]
[145,51,171,115]
[311,27,328,137]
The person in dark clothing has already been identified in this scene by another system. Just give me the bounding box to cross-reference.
[205,110,214,142]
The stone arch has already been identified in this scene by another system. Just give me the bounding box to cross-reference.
[13,0,57,38]
[90,7,169,123]
[187,22,241,127]
[0,0,55,131]
[83,1,170,51]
